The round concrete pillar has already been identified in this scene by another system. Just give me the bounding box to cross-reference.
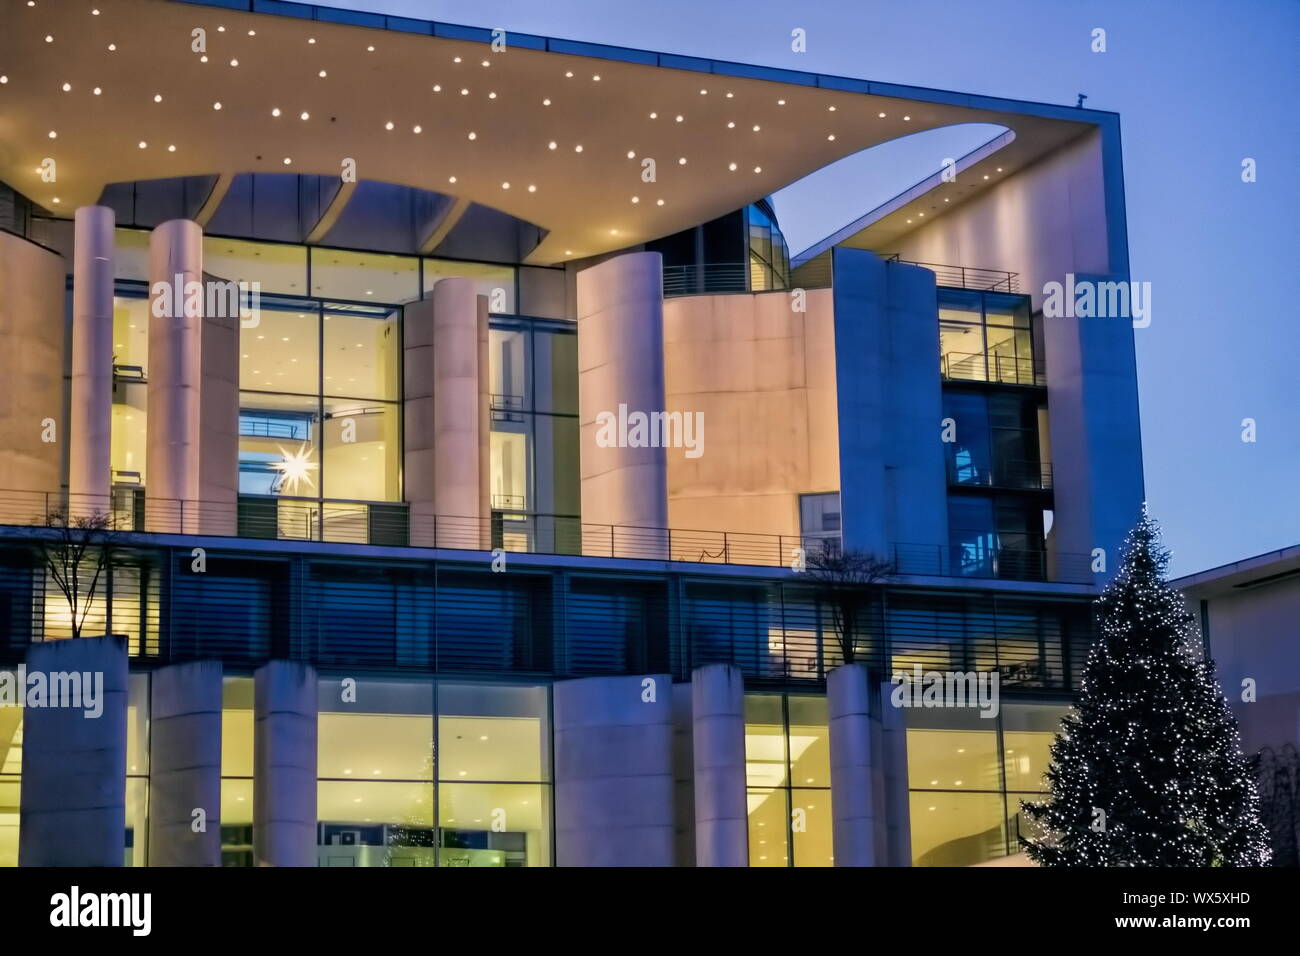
[576,252,668,554]
[68,206,115,515]
[829,662,877,866]
[146,219,203,531]
[691,663,748,866]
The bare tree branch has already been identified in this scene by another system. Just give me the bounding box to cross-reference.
[37,509,117,640]
[803,548,893,666]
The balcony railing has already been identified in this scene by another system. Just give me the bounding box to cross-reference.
[941,350,1045,386]
[885,255,1020,293]
[891,542,1093,585]
[662,263,750,297]
[0,489,1097,585]
[947,459,1053,492]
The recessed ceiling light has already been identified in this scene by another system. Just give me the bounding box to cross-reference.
[153,93,162,102]
[481,60,489,67]
[996,167,1003,172]
[527,184,536,192]
[828,133,836,140]
[47,130,56,138]
[753,166,762,173]
[92,87,101,95]
[468,131,477,140]
[574,144,583,152]
[542,98,551,105]
[318,70,327,78]
[726,92,734,98]
[675,115,684,122]
[199,55,207,62]
[454,57,462,63]
[368,46,376,53]
[878,112,886,118]
[300,111,310,120]
[564,71,573,78]
[45,35,53,43]
[752,124,761,132]
[107,43,116,51]
[728,162,737,171]
[501,182,510,189]
[777,98,785,105]
[0,77,7,85]
[448,176,457,184]
[213,102,222,110]
[460,88,469,95]
[592,74,600,81]
[385,121,394,130]
[51,197,60,204]
[308,37,316,44]
[488,92,497,99]
[727,121,735,129]
[631,196,639,203]
[413,125,422,133]
[547,141,557,150]
[983,174,989,180]
[283,157,292,165]
[903,115,911,121]
[249,30,256,36]
[271,107,281,116]
[432,85,442,92]
[168,145,176,152]
[61,82,71,92]
[829,105,837,111]
[656,199,664,206]
[137,141,146,148]
[627,150,635,159]
[230,59,238,67]
[678,157,686,165]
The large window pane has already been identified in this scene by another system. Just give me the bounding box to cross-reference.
[532,328,577,416]
[906,711,1000,792]
[791,787,833,867]
[240,304,319,396]
[323,305,398,401]
[747,788,788,866]
[744,694,787,788]
[438,783,550,866]
[909,791,1007,866]
[318,780,435,867]
[787,696,830,788]
[238,392,320,497]
[0,703,21,868]
[204,237,308,297]
[437,683,549,783]
[312,249,418,303]
[490,430,530,514]
[1002,703,1070,792]
[322,399,400,502]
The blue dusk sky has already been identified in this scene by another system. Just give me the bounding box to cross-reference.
[333,0,1299,577]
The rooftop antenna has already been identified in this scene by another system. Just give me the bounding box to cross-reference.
[1076,93,1088,108]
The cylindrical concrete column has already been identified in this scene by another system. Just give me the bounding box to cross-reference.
[146,219,203,533]
[402,281,490,548]
[253,660,317,867]
[149,660,223,866]
[576,252,668,556]
[554,673,675,866]
[828,662,877,866]
[691,663,748,866]
[69,206,116,517]
[878,680,912,866]
[19,635,128,866]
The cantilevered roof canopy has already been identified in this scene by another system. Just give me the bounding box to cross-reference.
[0,0,1112,265]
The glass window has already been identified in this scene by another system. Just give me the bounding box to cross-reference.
[532,328,577,416]
[787,696,830,788]
[744,695,787,789]
[423,259,516,314]
[747,788,788,866]
[1002,703,1070,792]
[490,430,530,514]
[909,791,1007,866]
[221,677,254,866]
[113,228,150,282]
[125,673,149,866]
[323,305,399,401]
[0,694,21,868]
[791,788,833,866]
[490,328,529,413]
[238,392,321,498]
[312,248,418,303]
[240,303,319,396]
[322,399,400,502]
[437,683,549,784]
[438,783,550,867]
[204,237,308,296]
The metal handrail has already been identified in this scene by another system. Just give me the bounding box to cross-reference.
[885,254,1020,293]
[0,488,1097,584]
[941,350,1045,386]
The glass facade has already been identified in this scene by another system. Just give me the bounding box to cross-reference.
[747,201,791,292]
[316,678,551,867]
[488,319,580,552]
[906,701,1069,866]
[0,690,19,867]
[744,693,833,866]
[938,290,1037,385]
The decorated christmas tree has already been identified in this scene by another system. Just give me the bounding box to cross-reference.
[1022,509,1270,866]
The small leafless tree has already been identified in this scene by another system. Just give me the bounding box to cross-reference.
[38,508,117,639]
[804,548,893,665]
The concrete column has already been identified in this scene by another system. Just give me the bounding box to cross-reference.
[402,281,489,548]
[878,680,912,866]
[197,274,240,537]
[828,662,876,866]
[554,673,674,866]
[68,206,115,516]
[691,663,747,866]
[148,660,222,866]
[0,231,65,504]
[576,252,668,556]
[253,660,317,867]
[19,635,129,866]
[146,219,203,533]
[830,249,945,561]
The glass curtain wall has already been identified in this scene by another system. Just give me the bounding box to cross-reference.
[906,700,1069,866]
[0,686,20,867]
[938,290,1035,384]
[316,678,551,867]
[487,319,580,554]
[744,694,833,866]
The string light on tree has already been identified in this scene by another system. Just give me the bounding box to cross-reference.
[1021,507,1270,866]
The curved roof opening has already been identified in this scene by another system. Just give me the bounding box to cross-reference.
[772,123,1012,260]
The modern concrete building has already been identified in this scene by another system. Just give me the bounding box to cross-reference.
[0,0,1144,866]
